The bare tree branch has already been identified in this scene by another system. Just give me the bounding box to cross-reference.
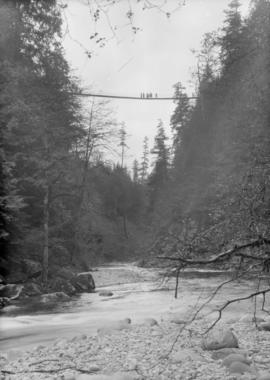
[157,237,270,265]
[205,288,270,333]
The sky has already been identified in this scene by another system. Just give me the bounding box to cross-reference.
[63,0,251,167]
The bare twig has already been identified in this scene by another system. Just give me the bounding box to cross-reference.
[1,366,99,375]
[29,359,59,366]
[174,266,181,298]
[205,288,270,333]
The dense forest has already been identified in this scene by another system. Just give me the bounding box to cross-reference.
[152,0,270,267]
[0,0,270,290]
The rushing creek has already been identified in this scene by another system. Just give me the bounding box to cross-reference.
[0,264,259,353]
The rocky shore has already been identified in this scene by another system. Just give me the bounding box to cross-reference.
[1,312,270,380]
[0,261,156,310]
[2,266,270,380]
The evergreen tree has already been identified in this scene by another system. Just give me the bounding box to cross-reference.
[170,83,192,149]
[0,0,82,283]
[140,136,149,183]
[132,159,139,183]
[148,121,170,208]
[153,0,270,263]
[119,124,128,168]
[220,0,244,69]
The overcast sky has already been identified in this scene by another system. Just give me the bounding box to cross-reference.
[63,0,250,167]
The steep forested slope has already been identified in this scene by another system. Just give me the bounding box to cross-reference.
[0,1,148,285]
[152,0,270,261]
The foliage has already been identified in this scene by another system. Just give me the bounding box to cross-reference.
[148,120,170,210]
[2,0,270,282]
[150,0,270,267]
[0,0,148,279]
[139,136,150,183]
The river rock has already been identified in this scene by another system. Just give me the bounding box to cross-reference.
[222,353,251,367]
[228,361,254,374]
[142,318,158,326]
[99,290,113,297]
[258,321,270,331]
[71,272,95,293]
[169,312,187,325]
[211,348,248,360]
[40,291,70,303]
[202,328,239,351]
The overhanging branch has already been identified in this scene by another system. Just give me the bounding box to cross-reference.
[205,288,270,333]
[157,238,270,265]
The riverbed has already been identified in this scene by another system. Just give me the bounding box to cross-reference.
[0,264,263,354]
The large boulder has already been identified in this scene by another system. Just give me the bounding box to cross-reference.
[48,269,94,296]
[71,272,95,293]
[202,329,239,351]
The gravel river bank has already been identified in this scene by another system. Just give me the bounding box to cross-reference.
[1,265,270,380]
